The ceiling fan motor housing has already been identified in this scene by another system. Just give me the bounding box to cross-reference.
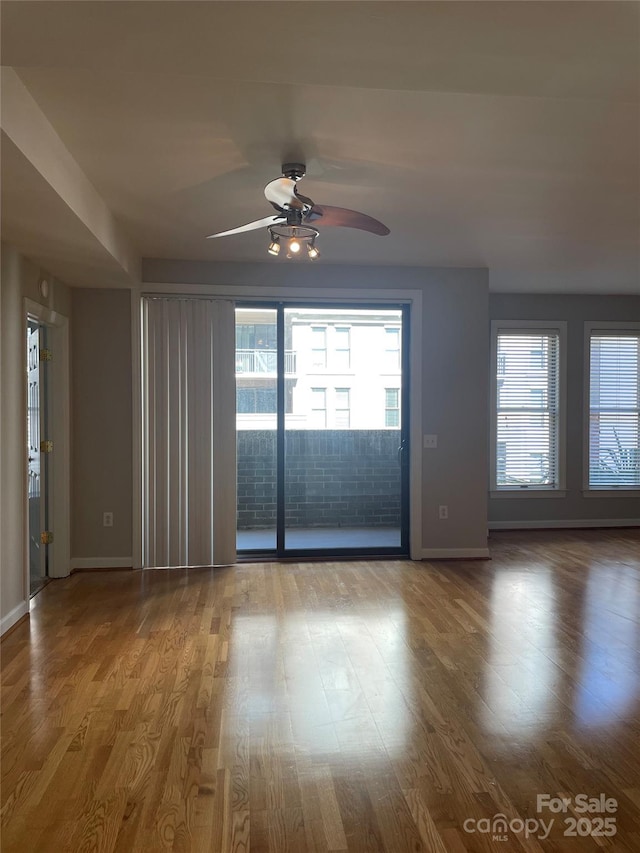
[282,163,306,181]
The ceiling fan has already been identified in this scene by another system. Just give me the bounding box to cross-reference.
[206,163,390,259]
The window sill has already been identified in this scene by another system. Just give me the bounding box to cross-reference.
[490,489,567,499]
[582,488,640,498]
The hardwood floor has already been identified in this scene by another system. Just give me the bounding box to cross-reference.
[2,529,640,852]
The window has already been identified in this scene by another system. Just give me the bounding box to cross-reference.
[311,327,327,368]
[529,388,544,408]
[335,388,350,428]
[587,328,640,489]
[385,388,400,427]
[236,387,276,414]
[496,441,507,484]
[491,322,566,491]
[309,387,327,427]
[235,323,277,350]
[384,327,401,371]
[530,348,544,368]
[334,327,350,370]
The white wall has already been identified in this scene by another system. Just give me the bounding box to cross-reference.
[0,245,27,632]
[420,271,489,554]
[71,288,133,563]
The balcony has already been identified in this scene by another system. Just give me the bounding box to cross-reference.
[237,428,401,531]
[235,349,296,376]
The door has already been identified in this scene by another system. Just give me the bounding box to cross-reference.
[27,323,49,592]
[236,303,409,557]
[235,307,278,551]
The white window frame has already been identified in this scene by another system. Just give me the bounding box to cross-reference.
[490,320,567,498]
[310,326,327,369]
[384,387,400,428]
[334,387,350,428]
[333,326,351,371]
[383,326,401,372]
[583,321,640,497]
[310,387,327,427]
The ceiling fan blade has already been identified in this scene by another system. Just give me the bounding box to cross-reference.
[264,177,309,211]
[206,215,284,239]
[305,205,390,236]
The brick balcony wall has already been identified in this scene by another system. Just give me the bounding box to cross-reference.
[237,430,401,529]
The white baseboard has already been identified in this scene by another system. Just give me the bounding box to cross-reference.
[70,556,133,570]
[421,548,491,560]
[1,601,29,636]
[488,519,640,531]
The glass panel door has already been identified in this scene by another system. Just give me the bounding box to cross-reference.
[284,306,405,553]
[27,321,49,593]
[235,308,278,552]
[236,304,408,557]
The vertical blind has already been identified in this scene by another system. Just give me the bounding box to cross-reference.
[495,330,560,488]
[589,333,640,488]
[142,297,236,567]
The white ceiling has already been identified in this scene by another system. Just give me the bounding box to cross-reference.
[2,1,639,293]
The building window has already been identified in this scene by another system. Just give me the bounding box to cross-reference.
[334,327,350,370]
[236,387,276,414]
[496,440,507,484]
[384,327,401,371]
[334,388,350,428]
[311,327,327,368]
[491,322,565,490]
[310,387,327,427]
[385,388,400,427]
[530,348,544,368]
[587,330,640,489]
[235,323,276,350]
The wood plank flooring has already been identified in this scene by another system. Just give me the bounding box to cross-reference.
[2,529,640,852]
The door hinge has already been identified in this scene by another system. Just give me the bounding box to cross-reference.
[39,348,53,362]
[40,440,53,453]
[41,531,54,545]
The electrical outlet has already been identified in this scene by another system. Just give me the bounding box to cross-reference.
[103,511,114,528]
[438,505,448,520]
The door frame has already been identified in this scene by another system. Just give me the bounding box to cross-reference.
[27,321,47,585]
[24,299,71,584]
[235,300,411,558]
[133,283,423,564]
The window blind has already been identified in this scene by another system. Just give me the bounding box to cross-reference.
[141,297,237,567]
[589,333,640,488]
[495,330,560,488]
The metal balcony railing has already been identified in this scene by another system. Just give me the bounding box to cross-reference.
[235,349,296,375]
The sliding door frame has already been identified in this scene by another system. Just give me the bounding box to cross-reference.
[236,300,411,559]
[132,283,423,567]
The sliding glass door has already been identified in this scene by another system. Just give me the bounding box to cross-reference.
[236,303,409,557]
[235,308,278,551]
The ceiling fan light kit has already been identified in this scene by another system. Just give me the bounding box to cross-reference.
[207,163,389,259]
[269,221,320,260]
